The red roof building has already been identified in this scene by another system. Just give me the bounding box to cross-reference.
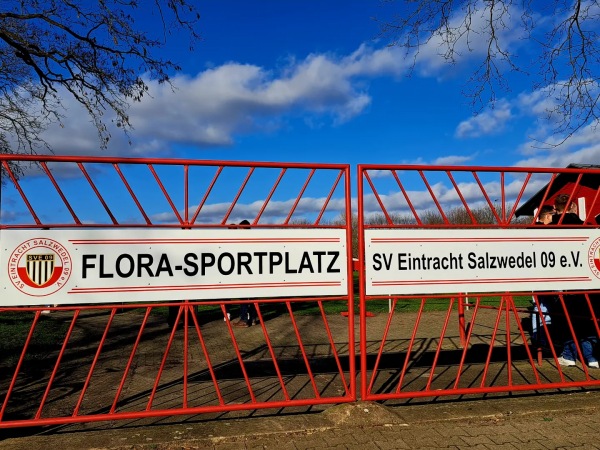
[515,164,600,224]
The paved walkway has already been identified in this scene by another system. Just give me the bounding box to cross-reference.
[2,390,600,449]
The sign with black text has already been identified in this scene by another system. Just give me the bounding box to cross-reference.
[365,229,600,295]
[1,229,348,306]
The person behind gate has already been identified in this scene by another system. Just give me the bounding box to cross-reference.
[548,195,598,367]
[228,219,258,328]
[531,205,555,347]
[551,193,583,225]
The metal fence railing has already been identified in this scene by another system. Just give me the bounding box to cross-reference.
[357,164,600,401]
[0,155,355,428]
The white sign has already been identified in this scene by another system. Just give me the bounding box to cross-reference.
[365,229,600,295]
[0,229,348,306]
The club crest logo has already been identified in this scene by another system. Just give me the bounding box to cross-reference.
[8,238,72,296]
[588,237,600,279]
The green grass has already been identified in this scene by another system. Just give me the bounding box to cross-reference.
[0,312,70,367]
[120,291,533,318]
[291,293,532,316]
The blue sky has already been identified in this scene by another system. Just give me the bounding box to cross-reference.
[39,0,595,169]
[5,1,600,225]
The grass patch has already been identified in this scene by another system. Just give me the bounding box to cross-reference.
[0,312,70,367]
[365,294,532,314]
[151,293,533,318]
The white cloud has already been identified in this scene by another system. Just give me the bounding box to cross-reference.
[514,122,600,168]
[432,154,476,165]
[455,101,513,138]
[344,44,411,77]
[517,87,561,120]
[508,87,600,168]
[37,53,389,155]
[454,78,600,149]
[37,32,504,158]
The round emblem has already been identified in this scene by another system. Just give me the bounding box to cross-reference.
[588,237,600,279]
[8,238,72,297]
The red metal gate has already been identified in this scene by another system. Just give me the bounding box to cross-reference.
[5,157,600,427]
[357,164,600,401]
[0,155,355,428]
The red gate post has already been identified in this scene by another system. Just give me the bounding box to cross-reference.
[458,293,467,347]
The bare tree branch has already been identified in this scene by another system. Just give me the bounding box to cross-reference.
[0,0,201,156]
[378,0,600,145]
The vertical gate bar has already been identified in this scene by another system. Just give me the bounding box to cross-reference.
[445,172,476,223]
[254,168,286,224]
[73,308,118,416]
[40,162,82,224]
[285,302,321,398]
[366,298,397,395]
[0,312,41,421]
[471,172,502,224]
[505,295,513,386]
[546,300,569,378]
[190,166,223,224]
[585,293,600,337]
[505,172,532,223]
[454,299,481,389]
[314,169,343,225]
[584,188,600,225]
[284,169,315,225]
[343,164,355,400]
[585,293,600,379]
[317,300,351,396]
[500,171,506,223]
[395,298,426,394]
[364,171,393,224]
[458,294,466,347]
[391,170,423,225]
[35,310,81,420]
[1,161,42,225]
[425,298,455,390]
[254,303,290,401]
[192,303,227,405]
[531,294,565,380]
[111,307,152,414]
[112,164,151,224]
[146,164,184,224]
[555,174,583,225]
[147,305,183,410]
[184,164,189,224]
[534,173,558,223]
[223,303,257,403]
[183,303,190,409]
[480,297,505,388]
[77,163,118,224]
[190,305,226,405]
[508,300,542,385]
[222,167,255,224]
[418,170,449,224]
[357,165,367,400]
[557,294,590,378]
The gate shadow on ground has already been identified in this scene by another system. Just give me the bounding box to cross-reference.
[0,340,574,440]
[1,340,540,413]
[13,343,539,418]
